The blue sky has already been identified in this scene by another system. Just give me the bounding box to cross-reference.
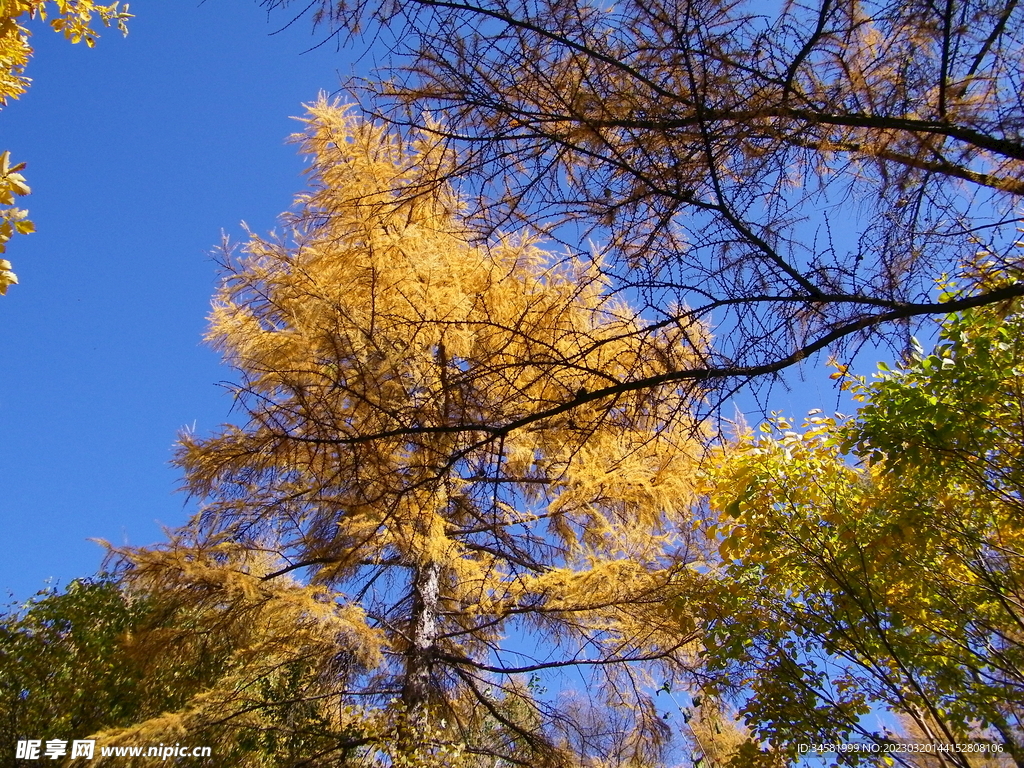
[0,0,361,601]
[0,0,852,603]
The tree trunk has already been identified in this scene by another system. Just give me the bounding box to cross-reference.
[403,560,440,713]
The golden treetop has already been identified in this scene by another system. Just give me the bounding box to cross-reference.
[109,100,713,765]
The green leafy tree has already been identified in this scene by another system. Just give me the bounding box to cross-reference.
[0,577,155,750]
[0,573,378,766]
[704,271,1024,766]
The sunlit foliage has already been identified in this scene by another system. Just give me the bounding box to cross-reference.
[0,577,162,747]
[266,0,1024,419]
[106,100,711,766]
[705,271,1024,765]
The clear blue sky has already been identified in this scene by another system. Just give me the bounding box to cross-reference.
[0,0,853,603]
[0,0,362,601]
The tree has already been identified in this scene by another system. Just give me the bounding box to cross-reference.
[93,546,389,767]
[107,100,711,765]
[0,0,131,293]
[0,572,352,766]
[264,0,1024,421]
[703,272,1024,766]
[0,577,165,750]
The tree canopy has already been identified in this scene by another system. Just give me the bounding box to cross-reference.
[0,577,148,748]
[5,1,1024,762]
[266,0,1024,418]
[705,272,1024,765]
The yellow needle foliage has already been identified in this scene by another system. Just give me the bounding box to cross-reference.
[109,99,711,766]
[0,0,130,292]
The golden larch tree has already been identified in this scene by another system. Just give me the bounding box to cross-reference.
[107,100,711,766]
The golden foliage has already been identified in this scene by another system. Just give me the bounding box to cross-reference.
[702,299,1024,757]
[267,0,1024,411]
[96,538,387,766]
[113,99,711,765]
